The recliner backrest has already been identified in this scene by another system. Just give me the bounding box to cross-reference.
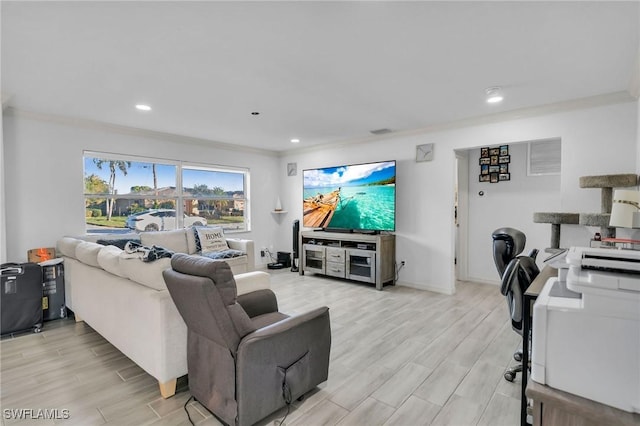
[163,253,256,353]
[492,227,527,278]
[500,255,540,333]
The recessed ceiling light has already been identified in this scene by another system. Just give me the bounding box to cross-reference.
[290,138,300,143]
[370,128,392,135]
[135,104,152,111]
[485,87,503,104]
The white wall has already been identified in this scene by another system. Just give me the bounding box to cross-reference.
[467,142,561,283]
[2,112,282,264]
[276,101,638,294]
[2,101,637,288]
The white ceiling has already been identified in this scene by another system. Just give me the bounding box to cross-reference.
[2,1,639,152]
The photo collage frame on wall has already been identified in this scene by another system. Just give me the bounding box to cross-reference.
[479,145,510,183]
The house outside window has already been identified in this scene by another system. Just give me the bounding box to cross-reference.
[83,152,249,234]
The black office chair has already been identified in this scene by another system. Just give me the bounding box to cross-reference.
[491,227,527,277]
[492,228,539,382]
[500,254,539,381]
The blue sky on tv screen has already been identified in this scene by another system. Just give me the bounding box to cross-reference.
[303,161,395,188]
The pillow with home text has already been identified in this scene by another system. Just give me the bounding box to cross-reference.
[196,227,229,253]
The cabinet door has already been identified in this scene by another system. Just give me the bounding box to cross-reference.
[346,249,376,283]
[303,244,325,274]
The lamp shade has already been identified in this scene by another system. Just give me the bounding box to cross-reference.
[609,190,640,228]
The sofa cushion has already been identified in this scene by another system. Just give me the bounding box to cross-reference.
[119,256,172,291]
[57,237,82,259]
[141,229,189,254]
[75,241,103,267]
[97,245,127,277]
[196,227,229,253]
[201,249,245,260]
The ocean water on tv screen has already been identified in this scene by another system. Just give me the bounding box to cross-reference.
[304,185,395,231]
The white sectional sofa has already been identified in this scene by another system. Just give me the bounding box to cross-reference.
[56,228,267,398]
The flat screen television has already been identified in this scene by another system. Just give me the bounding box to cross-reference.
[303,160,396,232]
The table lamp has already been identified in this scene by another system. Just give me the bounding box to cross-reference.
[609,190,640,228]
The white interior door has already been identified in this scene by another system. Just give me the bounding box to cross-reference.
[455,151,469,281]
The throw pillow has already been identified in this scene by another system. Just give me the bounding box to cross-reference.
[196,227,229,253]
[186,226,199,254]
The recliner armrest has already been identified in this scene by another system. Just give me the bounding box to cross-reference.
[235,307,331,425]
[237,289,278,318]
[240,306,330,344]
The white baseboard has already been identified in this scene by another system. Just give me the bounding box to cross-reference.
[395,280,455,296]
[396,277,500,294]
[464,277,501,286]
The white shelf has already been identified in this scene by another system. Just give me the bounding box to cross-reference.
[271,210,288,214]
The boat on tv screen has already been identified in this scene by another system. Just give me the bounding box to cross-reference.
[303,161,396,231]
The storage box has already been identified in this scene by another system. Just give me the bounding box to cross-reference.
[27,247,56,263]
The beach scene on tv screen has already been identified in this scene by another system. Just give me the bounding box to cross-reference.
[303,161,396,231]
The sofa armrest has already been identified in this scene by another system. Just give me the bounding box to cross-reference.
[234,270,270,295]
[227,238,255,271]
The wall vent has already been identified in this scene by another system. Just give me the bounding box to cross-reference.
[528,138,561,176]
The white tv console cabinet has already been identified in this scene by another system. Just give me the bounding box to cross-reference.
[300,231,396,290]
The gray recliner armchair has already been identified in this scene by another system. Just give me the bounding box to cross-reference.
[163,254,331,426]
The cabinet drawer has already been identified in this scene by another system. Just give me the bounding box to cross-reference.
[326,247,345,263]
[325,261,345,278]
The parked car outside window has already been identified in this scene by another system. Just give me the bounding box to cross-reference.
[126,209,206,232]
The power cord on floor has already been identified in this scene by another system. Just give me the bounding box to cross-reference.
[265,248,276,263]
[183,395,195,426]
[395,260,406,281]
[274,381,292,426]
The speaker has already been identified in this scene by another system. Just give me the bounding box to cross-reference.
[291,219,300,272]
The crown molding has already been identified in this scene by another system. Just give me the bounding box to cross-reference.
[5,90,635,159]
[4,107,279,157]
[282,91,637,156]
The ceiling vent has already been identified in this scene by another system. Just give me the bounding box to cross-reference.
[370,128,392,135]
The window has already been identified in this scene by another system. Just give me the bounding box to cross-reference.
[83,152,249,234]
[527,138,561,176]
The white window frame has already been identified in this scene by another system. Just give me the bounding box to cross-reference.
[83,151,250,233]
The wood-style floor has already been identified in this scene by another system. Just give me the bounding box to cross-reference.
[1,270,522,426]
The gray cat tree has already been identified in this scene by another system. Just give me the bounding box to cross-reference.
[534,173,638,250]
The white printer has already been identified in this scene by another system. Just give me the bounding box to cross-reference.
[531,247,640,413]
